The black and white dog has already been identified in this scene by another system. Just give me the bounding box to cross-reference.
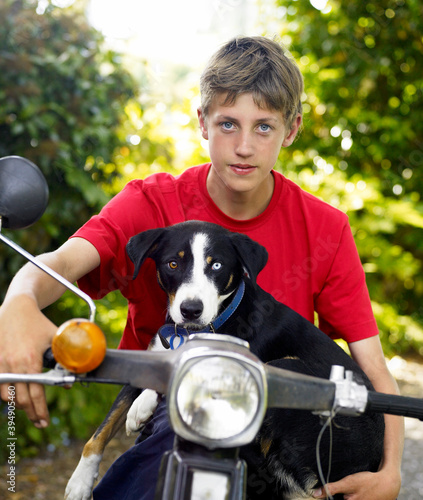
[65,221,384,500]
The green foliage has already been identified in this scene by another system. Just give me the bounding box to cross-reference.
[0,0,135,260]
[273,0,423,356]
[0,0,145,339]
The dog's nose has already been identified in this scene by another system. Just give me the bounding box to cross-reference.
[180,299,203,321]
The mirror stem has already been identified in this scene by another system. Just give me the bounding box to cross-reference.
[0,217,96,322]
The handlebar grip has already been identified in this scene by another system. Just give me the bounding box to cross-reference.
[367,391,423,421]
[43,348,56,369]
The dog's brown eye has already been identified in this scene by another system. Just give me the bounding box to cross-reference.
[168,261,178,270]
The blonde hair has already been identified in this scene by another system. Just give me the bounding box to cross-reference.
[200,36,303,129]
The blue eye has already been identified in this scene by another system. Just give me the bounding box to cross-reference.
[259,123,271,132]
[222,122,233,130]
[212,262,222,271]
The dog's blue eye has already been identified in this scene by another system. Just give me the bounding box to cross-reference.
[168,261,178,270]
[212,262,222,271]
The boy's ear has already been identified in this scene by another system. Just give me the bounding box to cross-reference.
[282,113,302,147]
[197,108,209,140]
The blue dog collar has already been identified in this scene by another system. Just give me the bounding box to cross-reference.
[158,280,245,350]
[211,279,245,330]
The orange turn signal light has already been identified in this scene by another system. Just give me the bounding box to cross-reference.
[52,319,107,374]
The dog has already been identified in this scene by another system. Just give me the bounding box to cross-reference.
[65,220,384,500]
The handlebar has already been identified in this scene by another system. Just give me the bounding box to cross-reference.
[367,391,423,420]
[1,339,423,421]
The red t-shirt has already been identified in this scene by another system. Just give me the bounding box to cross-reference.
[72,164,378,350]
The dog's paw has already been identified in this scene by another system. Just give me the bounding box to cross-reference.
[126,389,160,436]
[65,454,102,500]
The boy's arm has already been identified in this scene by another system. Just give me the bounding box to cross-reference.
[314,335,403,500]
[0,237,100,427]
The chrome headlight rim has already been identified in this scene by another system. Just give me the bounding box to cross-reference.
[168,349,267,449]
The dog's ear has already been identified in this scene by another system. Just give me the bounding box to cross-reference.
[126,228,166,279]
[228,233,268,282]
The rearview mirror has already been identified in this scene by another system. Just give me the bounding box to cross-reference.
[0,155,49,229]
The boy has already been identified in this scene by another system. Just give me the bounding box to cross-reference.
[0,36,402,499]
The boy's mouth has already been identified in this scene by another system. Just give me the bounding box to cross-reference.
[230,164,256,175]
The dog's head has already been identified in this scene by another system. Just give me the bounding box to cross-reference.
[127,221,268,329]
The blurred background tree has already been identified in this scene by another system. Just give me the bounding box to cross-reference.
[1,0,423,460]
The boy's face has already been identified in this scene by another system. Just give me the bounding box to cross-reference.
[198,93,301,216]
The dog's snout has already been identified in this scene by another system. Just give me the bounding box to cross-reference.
[180,299,203,321]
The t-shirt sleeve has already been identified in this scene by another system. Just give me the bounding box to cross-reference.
[70,181,158,299]
[315,221,379,343]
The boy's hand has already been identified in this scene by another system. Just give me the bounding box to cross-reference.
[312,469,401,500]
[0,296,56,427]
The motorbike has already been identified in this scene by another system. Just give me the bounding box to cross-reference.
[1,155,423,500]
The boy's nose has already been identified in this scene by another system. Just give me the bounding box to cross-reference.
[234,133,254,157]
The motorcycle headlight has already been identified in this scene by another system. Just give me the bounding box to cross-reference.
[168,350,267,449]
